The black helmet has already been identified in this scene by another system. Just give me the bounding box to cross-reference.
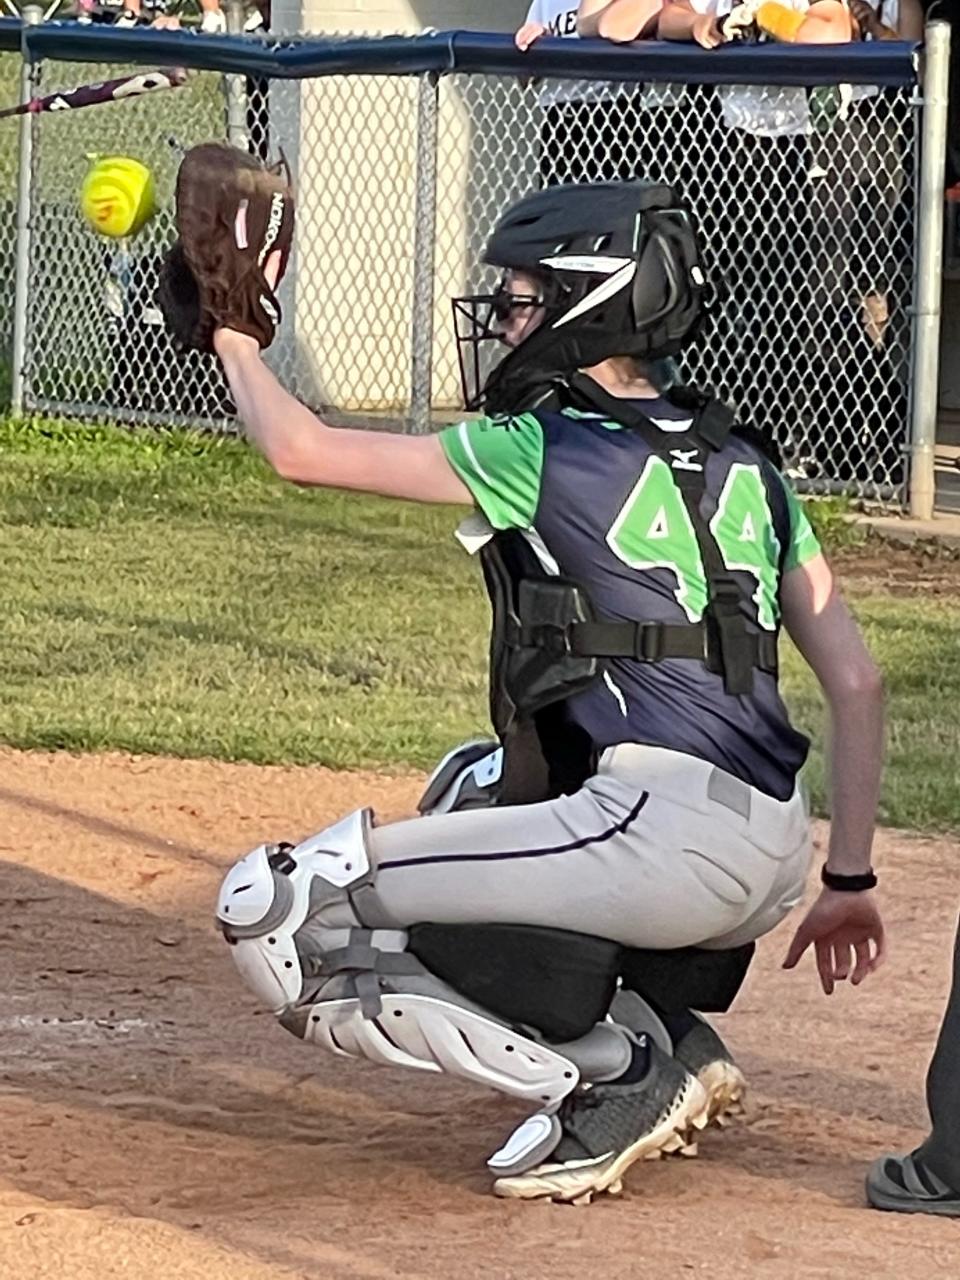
[452,181,707,414]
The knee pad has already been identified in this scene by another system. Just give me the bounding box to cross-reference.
[216,807,383,1013]
[408,923,621,1042]
[417,739,503,815]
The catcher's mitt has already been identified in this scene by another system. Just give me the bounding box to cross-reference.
[157,142,294,353]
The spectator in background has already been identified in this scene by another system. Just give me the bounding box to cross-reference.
[582,0,848,470]
[151,0,270,160]
[150,0,266,31]
[515,0,649,183]
[801,0,923,491]
[598,0,918,493]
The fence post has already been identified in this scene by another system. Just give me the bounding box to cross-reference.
[11,4,43,417]
[409,71,439,435]
[225,0,248,151]
[909,20,950,521]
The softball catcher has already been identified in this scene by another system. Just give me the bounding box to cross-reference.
[158,146,886,1205]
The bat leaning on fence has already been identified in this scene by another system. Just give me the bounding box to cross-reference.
[0,67,188,121]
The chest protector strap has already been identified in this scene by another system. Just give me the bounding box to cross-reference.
[559,375,783,697]
[478,381,786,796]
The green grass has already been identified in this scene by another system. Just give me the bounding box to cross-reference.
[1,416,958,832]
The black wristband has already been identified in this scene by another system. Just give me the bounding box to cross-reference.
[821,865,878,892]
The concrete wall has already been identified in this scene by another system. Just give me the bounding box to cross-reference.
[267,0,527,416]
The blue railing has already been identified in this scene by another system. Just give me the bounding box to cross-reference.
[0,16,941,510]
[0,19,920,88]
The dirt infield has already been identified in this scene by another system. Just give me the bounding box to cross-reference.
[1,748,958,1280]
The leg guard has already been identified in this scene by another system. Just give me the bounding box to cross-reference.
[417,739,503,816]
[217,809,641,1110]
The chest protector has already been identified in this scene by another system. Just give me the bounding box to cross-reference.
[480,377,788,803]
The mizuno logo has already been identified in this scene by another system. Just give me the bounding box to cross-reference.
[259,192,286,265]
[669,449,702,472]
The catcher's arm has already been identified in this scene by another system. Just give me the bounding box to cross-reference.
[779,551,886,994]
[214,329,471,506]
[780,553,884,880]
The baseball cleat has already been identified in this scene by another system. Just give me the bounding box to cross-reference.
[492,1040,709,1205]
[672,1013,746,1127]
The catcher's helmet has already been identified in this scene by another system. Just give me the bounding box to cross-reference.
[452,181,707,413]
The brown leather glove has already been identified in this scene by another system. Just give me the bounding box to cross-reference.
[157,142,294,353]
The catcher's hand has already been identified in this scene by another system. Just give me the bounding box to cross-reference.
[782,887,886,995]
[157,142,294,354]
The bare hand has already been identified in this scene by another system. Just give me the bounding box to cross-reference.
[848,0,898,37]
[514,20,547,50]
[719,0,761,39]
[782,887,886,994]
[691,13,723,46]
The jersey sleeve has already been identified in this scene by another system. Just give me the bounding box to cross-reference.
[779,479,822,571]
[438,413,545,531]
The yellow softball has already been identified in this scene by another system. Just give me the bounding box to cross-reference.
[81,155,156,239]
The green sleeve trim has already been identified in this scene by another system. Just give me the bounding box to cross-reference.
[781,482,822,572]
[438,413,545,530]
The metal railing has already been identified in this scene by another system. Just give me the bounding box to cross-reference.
[0,19,949,512]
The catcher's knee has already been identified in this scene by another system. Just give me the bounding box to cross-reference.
[216,807,391,1014]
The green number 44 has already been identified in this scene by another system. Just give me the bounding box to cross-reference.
[606,459,781,630]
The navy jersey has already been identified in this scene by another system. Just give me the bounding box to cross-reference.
[440,399,822,800]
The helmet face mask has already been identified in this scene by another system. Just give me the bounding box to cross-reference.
[452,273,558,411]
[450,182,707,415]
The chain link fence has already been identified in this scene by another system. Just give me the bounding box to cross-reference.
[22,57,231,423]
[8,31,930,506]
[0,52,26,398]
[432,75,917,497]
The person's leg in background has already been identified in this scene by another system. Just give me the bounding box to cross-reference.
[701,127,814,467]
[540,90,648,187]
[867,912,960,1215]
[539,97,592,186]
[804,93,911,498]
[246,76,270,163]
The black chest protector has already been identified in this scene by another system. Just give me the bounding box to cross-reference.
[479,377,787,804]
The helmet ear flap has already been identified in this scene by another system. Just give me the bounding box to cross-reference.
[632,208,706,355]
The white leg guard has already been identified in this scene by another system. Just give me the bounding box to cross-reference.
[216,807,582,1109]
[285,995,577,1108]
[417,739,503,815]
[216,808,380,1014]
